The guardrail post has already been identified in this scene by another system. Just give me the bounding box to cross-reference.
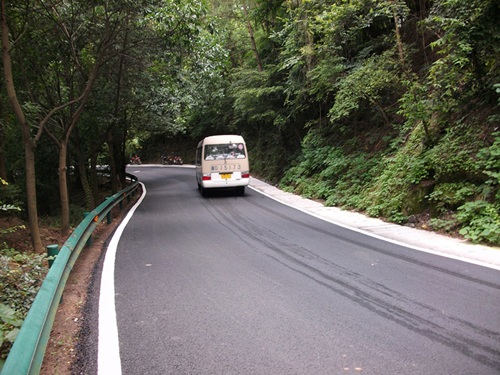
[105,197,113,224]
[47,245,59,268]
[83,213,92,246]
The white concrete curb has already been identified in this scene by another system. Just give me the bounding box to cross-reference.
[248,177,500,271]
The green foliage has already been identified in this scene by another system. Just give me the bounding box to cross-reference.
[141,1,500,246]
[427,182,478,214]
[280,129,384,212]
[427,0,499,86]
[355,124,427,221]
[0,179,22,214]
[453,131,500,244]
[0,251,48,365]
[457,201,500,244]
[0,303,23,368]
[3,0,500,247]
[398,0,500,148]
[398,79,434,141]
[424,123,483,181]
[0,252,49,317]
[428,217,459,234]
[140,3,228,136]
[477,131,500,197]
[329,51,401,128]
[281,114,499,235]
[312,0,407,60]
[230,68,286,126]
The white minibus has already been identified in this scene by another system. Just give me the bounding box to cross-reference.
[195,135,250,196]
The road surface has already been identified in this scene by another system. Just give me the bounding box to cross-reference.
[91,166,500,374]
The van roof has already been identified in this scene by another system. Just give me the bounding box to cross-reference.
[201,135,245,145]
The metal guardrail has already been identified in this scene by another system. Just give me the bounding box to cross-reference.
[1,172,140,375]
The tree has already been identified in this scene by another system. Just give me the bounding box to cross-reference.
[1,0,44,253]
[5,1,154,236]
[241,0,262,72]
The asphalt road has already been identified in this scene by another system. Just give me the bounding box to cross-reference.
[93,166,500,375]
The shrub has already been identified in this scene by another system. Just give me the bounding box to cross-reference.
[0,251,49,365]
[0,252,49,316]
[0,179,23,213]
[0,303,23,368]
[457,201,500,244]
[427,182,479,214]
[358,124,427,221]
[455,131,500,244]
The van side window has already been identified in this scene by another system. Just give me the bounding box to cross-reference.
[196,146,202,166]
[204,143,246,160]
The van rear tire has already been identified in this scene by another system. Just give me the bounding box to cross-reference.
[236,186,245,196]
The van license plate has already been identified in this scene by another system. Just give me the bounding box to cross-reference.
[221,173,231,179]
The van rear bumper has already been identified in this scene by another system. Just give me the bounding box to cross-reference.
[201,177,249,189]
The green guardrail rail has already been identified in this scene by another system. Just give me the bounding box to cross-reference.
[1,172,140,375]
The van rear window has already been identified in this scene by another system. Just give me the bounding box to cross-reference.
[204,143,246,160]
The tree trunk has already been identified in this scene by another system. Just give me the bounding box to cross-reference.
[50,48,104,235]
[0,103,7,180]
[24,142,43,253]
[79,154,95,211]
[1,0,43,253]
[58,139,70,237]
[89,152,99,204]
[118,128,127,188]
[394,13,404,64]
[391,0,404,64]
[72,128,95,210]
[241,0,262,72]
[107,133,119,194]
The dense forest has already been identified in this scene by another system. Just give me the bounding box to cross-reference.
[1,0,500,253]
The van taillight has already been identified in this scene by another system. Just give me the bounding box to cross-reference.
[242,173,250,178]
[202,176,211,181]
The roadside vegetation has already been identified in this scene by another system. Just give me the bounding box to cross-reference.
[0,178,48,366]
[0,0,499,365]
[182,0,500,245]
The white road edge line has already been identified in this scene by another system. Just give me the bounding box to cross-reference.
[248,185,500,272]
[98,182,147,375]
